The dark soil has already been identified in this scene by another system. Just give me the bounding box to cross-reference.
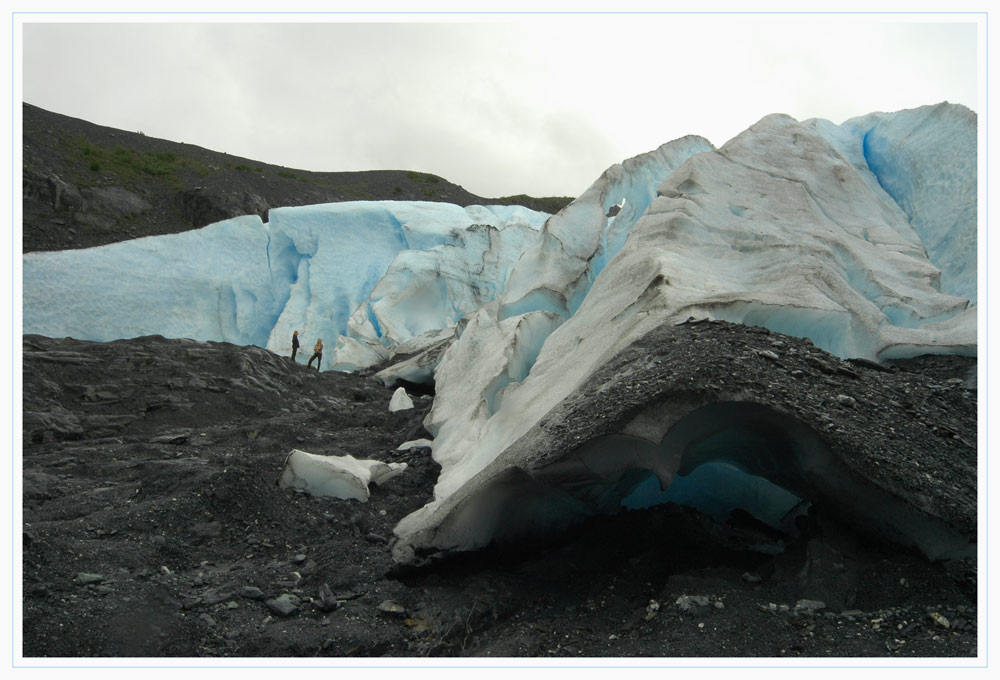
[20,332,978,659]
[22,103,573,254]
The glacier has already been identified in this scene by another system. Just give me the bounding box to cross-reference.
[23,202,551,371]
[407,103,975,521]
[21,103,977,564]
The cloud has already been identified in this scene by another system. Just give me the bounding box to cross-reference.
[21,18,980,198]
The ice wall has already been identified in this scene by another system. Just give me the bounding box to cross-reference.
[345,216,543,350]
[23,215,279,346]
[22,202,550,370]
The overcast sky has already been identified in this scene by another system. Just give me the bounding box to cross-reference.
[20,14,981,198]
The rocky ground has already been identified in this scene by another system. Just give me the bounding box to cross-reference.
[22,102,573,254]
[20,329,978,659]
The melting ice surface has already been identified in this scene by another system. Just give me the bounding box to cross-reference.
[22,103,978,559]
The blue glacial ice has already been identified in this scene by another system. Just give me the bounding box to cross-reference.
[499,135,715,322]
[23,202,551,371]
[24,215,278,346]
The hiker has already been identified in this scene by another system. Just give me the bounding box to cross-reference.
[291,330,300,361]
[307,338,323,369]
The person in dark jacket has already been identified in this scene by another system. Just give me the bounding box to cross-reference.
[291,330,300,361]
[307,338,323,369]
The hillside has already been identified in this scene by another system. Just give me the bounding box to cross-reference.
[21,103,573,253]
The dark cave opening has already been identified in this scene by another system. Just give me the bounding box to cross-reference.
[406,401,972,574]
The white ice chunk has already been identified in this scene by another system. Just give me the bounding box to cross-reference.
[277,450,406,502]
[389,387,414,412]
[374,327,457,388]
[397,438,434,451]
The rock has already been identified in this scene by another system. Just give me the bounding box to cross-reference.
[240,586,266,601]
[23,471,62,503]
[201,588,231,605]
[675,595,710,612]
[151,431,191,445]
[23,409,84,444]
[794,599,827,613]
[265,594,300,617]
[315,584,339,613]
[742,572,763,583]
[175,187,270,228]
[74,573,104,585]
[929,611,950,629]
[46,174,84,211]
[82,186,151,217]
[378,600,408,616]
[835,394,857,407]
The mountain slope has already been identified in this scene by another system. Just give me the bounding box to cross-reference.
[21,103,573,253]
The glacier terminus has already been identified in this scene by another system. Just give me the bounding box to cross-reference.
[23,102,977,568]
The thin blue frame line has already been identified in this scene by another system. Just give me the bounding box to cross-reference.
[8,661,993,669]
[9,9,13,670]
[984,9,989,670]
[7,10,992,15]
